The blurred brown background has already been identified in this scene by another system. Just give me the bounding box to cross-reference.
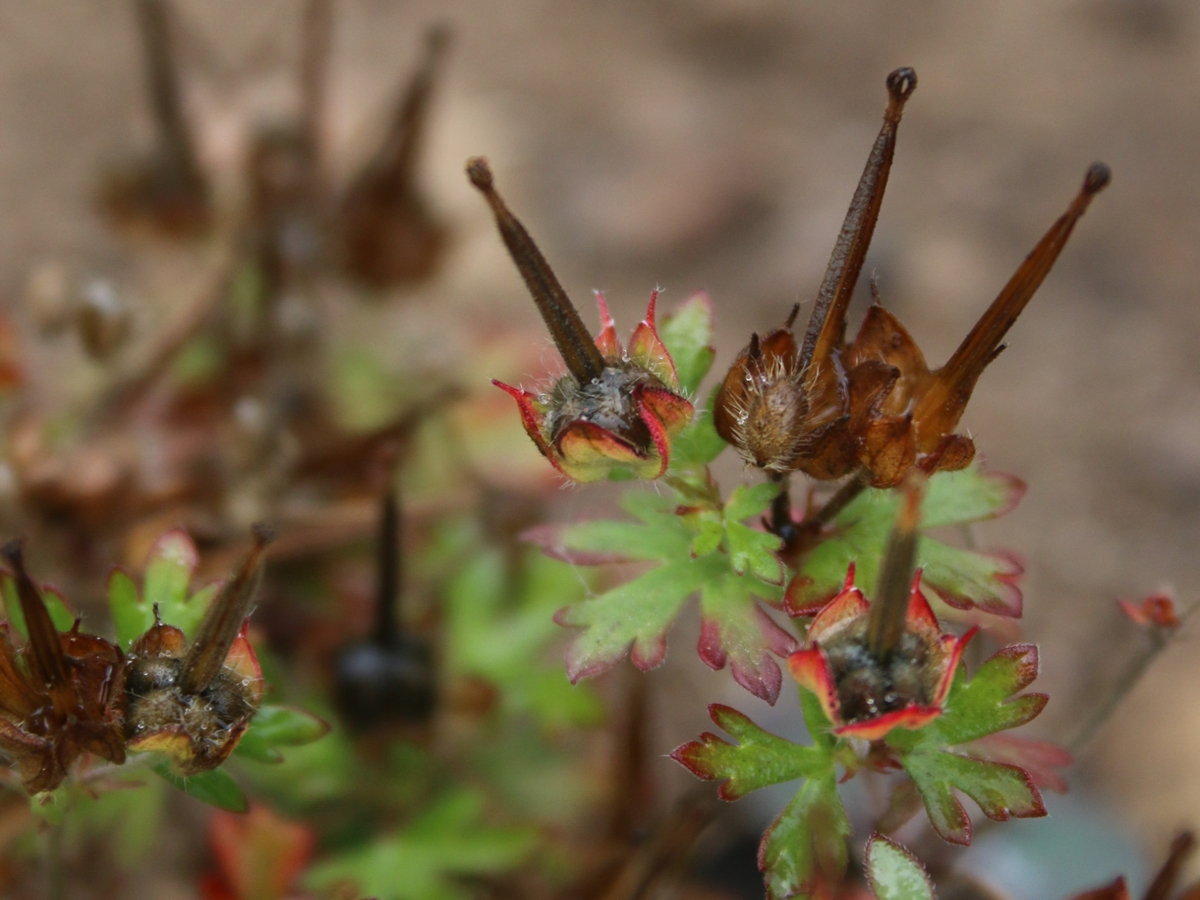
[0,0,1197,884]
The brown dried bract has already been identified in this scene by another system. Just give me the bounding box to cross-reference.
[0,541,126,794]
[715,67,1110,488]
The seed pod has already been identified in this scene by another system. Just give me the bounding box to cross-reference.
[0,540,126,793]
[468,158,693,482]
[787,480,977,740]
[716,67,1110,488]
[124,524,273,775]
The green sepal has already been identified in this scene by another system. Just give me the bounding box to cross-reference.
[154,762,249,814]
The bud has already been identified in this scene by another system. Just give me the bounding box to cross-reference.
[124,525,273,775]
[468,158,693,482]
[0,541,127,793]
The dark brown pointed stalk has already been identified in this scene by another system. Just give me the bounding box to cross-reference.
[179,524,275,695]
[374,490,401,649]
[1145,832,1196,900]
[0,541,68,691]
[866,477,924,663]
[801,67,917,377]
[917,162,1111,425]
[299,0,333,188]
[135,0,202,187]
[376,26,450,193]
[467,157,606,384]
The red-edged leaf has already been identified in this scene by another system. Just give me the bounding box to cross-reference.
[671,704,825,801]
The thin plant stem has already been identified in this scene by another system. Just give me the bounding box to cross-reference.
[808,468,870,529]
[1067,596,1200,754]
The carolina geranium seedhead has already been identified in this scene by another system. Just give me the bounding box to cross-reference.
[0,541,127,794]
[467,157,693,482]
[125,525,273,776]
[715,66,1110,487]
[788,482,974,740]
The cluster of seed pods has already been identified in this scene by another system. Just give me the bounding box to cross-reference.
[0,526,273,793]
[472,67,1109,526]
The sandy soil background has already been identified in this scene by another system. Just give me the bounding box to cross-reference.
[1,0,1199,895]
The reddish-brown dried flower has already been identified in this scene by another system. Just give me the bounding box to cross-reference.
[715,67,1110,488]
[0,541,126,793]
[468,158,693,482]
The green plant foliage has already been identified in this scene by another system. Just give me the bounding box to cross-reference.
[107,528,219,648]
[658,292,716,397]
[304,789,539,900]
[864,834,936,900]
[787,466,1025,617]
[672,691,851,899]
[445,547,603,731]
[545,482,796,703]
[885,644,1050,845]
[234,705,332,764]
[153,762,248,813]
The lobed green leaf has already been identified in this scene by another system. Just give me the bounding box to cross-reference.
[154,762,248,813]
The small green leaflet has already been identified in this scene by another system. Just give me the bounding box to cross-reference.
[234,705,331,764]
[154,762,248,813]
[672,692,850,900]
[543,483,797,703]
[864,834,936,900]
[885,644,1050,845]
[108,529,220,649]
[304,789,538,900]
[787,465,1025,617]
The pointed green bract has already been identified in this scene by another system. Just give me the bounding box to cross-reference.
[659,292,716,397]
[788,465,1025,617]
[865,834,937,900]
[546,479,794,703]
[304,789,538,900]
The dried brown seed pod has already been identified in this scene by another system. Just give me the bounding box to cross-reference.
[0,541,126,794]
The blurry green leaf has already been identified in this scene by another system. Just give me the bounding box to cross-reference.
[659,292,716,396]
[446,549,602,730]
[108,530,217,648]
[235,705,331,764]
[154,763,248,813]
[29,788,66,826]
[304,789,538,900]
[864,834,936,900]
[787,465,1025,617]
